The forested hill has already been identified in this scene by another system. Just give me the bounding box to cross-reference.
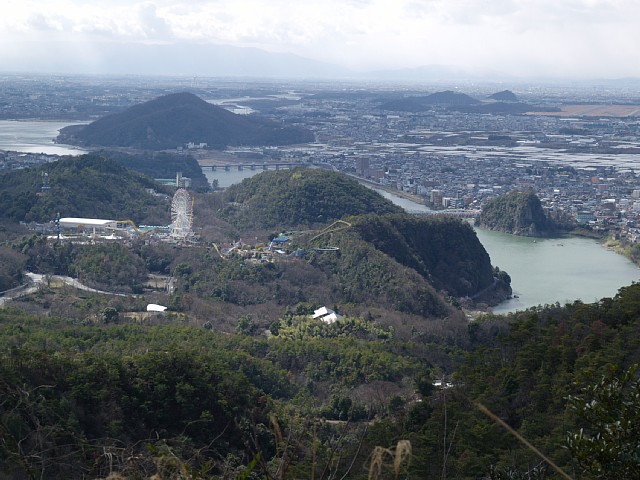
[0,154,171,225]
[478,190,556,236]
[56,92,314,150]
[103,150,210,192]
[349,213,508,298]
[217,168,403,229]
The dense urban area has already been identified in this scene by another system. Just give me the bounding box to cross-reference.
[3,74,640,244]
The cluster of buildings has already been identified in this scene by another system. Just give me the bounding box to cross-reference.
[5,76,640,245]
[217,86,640,243]
[0,151,59,171]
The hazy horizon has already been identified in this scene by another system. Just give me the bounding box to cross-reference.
[3,1,640,81]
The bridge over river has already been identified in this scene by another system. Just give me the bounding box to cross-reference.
[200,162,306,171]
[409,209,480,218]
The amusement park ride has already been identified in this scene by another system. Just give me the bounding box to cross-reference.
[53,189,195,243]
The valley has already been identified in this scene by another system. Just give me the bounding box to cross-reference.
[1,75,640,479]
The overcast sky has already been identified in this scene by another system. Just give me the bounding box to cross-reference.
[2,0,640,79]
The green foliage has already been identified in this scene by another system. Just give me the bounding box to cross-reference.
[0,246,26,291]
[307,227,453,317]
[0,154,170,224]
[479,190,554,236]
[218,168,403,229]
[102,149,211,191]
[350,213,497,297]
[70,242,148,289]
[275,314,393,341]
[59,92,313,150]
[0,314,292,478]
[565,365,640,479]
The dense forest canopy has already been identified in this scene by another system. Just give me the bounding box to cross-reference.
[0,154,171,224]
[3,281,640,478]
[218,168,403,229]
[2,157,639,479]
[350,213,501,298]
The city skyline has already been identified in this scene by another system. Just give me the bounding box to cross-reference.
[2,0,640,80]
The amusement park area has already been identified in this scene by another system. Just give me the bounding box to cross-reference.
[25,188,196,244]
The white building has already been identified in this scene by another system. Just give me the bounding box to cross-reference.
[312,306,343,324]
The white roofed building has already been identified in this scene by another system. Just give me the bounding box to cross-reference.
[312,306,343,324]
[59,217,118,231]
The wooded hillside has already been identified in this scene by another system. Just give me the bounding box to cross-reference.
[57,92,314,149]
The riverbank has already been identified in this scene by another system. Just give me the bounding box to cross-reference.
[347,174,427,205]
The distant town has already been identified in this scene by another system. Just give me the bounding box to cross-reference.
[2,74,640,244]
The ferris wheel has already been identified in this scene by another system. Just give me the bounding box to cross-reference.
[170,188,193,240]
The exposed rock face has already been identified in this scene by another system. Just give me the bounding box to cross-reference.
[478,190,555,237]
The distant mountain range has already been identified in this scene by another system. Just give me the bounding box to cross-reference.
[379,89,560,114]
[5,41,640,83]
[4,40,510,81]
[57,92,314,150]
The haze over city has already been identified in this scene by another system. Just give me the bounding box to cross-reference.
[3,0,640,80]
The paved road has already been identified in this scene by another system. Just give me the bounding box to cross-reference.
[0,272,129,306]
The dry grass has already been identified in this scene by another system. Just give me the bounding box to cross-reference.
[368,440,412,480]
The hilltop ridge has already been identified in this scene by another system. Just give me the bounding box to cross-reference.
[478,190,556,237]
[57,92,314,150]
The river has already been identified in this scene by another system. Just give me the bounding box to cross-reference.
[203,168,640,313]
[0,120,88,155]
[4,124,639,314]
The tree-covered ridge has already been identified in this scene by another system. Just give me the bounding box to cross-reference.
[305,226,456,318]
[0,154,171,224]
[446,283,640,478]
[102,150,211,192]
[349,213,504,298]
[57,92,314,150]
[488,90,519,102]
[4,281,640,477]
[218,168,403,229]
[478,190,555,237]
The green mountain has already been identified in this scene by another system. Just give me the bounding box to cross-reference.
[99,150,210,192]
[0,154,171,225]
[349,213,506,298]
[478,190,555,236]
[57,92,314,150]
[217,168,404,229]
